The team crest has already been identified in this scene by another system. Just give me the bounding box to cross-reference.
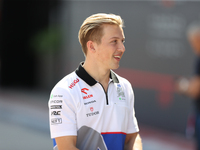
[90,107,94,112]
[117,84,125,98]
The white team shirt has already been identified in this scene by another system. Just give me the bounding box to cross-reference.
[48,63,139,150]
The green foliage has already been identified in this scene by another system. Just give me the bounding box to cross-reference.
[30,26,62,54]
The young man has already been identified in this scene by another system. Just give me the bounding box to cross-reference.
[49,13,142,150]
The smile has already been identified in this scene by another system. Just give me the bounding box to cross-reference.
[114,55,121,62]
[114,56,121,59]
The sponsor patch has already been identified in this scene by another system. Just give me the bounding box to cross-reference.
[81,88,89,94]
[51,105,62,109]
[117,83,126,101]
[86,107,99,117]
[51,94,63,99]
[84,100,96,105]
[51,118,62,125]
[83,94,93,99]
[51,111,61,116]
[50,100,63,103]
[86,111,99,117]
[69,78,79,89]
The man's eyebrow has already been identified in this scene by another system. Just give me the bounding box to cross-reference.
[109,37,125,40]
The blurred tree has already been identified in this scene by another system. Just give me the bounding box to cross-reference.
[0,0,60,88]
[30,26,61,55]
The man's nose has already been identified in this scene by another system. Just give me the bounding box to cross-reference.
[118,43,125,52]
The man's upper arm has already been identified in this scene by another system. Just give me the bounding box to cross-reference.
[55,136,79,150]
[124,132,142,150]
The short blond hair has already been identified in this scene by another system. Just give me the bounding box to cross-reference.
[78,13,124,55]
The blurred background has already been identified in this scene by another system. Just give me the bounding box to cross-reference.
[0,0,200,150]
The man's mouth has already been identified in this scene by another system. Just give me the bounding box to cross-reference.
[114,55,121,61]
[114,56,121,59]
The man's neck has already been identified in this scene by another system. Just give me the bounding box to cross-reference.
[83,60,110,91]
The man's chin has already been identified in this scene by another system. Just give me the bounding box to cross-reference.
[111,65,120,70]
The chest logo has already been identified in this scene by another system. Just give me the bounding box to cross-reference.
[117,84,125,98]
[81,88,89,94]
[90,107,94,112]
[69,78,79,89]
[86,107,99,117]
[81,88,93,99]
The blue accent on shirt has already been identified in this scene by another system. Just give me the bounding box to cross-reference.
[101,133,126,150]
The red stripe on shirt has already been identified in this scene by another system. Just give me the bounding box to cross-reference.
[101,132,126,135]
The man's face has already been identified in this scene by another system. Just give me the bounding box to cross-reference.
[94,24,125,70]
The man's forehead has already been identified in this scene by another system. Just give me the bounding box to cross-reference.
[101,24,123,30]
[101,24,124,37]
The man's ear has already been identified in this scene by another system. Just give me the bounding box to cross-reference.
[87,41,96,53]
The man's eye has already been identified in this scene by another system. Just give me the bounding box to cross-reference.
[113,40,117,43]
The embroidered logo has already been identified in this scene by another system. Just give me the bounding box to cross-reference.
[69,78,79,89]
[81,88,89,94]
[51,118,62,125]
[84,100,96,105]
[86,107,99,117]
[117,84,125,98]
[90,107,94,112]
[81,88,93,99]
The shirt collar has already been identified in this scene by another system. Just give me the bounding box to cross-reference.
[75,62,119,86]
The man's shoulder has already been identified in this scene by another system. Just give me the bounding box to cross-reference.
[52,71,78,92]
[49,71,82,104]
[113,71,131,85]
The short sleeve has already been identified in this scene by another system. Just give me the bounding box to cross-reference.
[126,81,139,133]
[48,86,77,138]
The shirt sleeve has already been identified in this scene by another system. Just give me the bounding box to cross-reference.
[126,82,139,134]
[48,86,77,139]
